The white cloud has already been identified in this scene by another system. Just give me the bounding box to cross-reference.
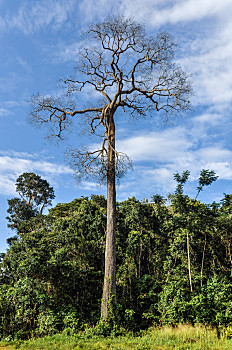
[0,108,12,117]
[0,151,72,196]
[192,113,223,126]
[117,127,192,162]
[115,121,232,196]
[203,162,232,180]
[119,0,232,27]
[82,181,101,191]
[0,174,18,196]
[0,0,76,34]
[56,42,83,62]
[179,36,232,107]
[78,0,121,22]
[195,147,232,163]
[0,150,37,159]
[175,13,232,108]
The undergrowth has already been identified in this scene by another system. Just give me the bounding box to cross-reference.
[1,325,232,349]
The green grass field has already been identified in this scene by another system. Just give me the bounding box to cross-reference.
[1,325,232,350]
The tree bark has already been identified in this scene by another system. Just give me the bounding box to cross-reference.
[101,114,116,320]
[187,229,193,292]
[200,233,206,288]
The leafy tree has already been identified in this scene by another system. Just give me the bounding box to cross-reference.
[15,172,55,214]
[173,169,218,292]
[6,198,37,232]
[196,169,218,199]
[29,16,191,320]
[174,170,190,196]
[151,194,166,204]
[6,173,55,233]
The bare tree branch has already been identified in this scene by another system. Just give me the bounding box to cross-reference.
[29,16,191,171]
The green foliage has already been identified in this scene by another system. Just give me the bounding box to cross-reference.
[35,310,58,337]
[6,172,55,237]
[196,170,218,198]
[0,277,50,339]
[6,198,37,231]
[174,170,190,195]
[190,275,232,326]
[2,170,232,339]
[151,194,166,204]
[15,172,55,211]
[1,195,107,338]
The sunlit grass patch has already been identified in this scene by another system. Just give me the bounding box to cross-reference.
[1,325,232,349]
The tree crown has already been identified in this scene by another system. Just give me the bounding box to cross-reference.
[29,16,192,182]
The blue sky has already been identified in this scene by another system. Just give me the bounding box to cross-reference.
[1,0,232,251]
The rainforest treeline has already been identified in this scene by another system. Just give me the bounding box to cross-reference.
[1,172,232,339]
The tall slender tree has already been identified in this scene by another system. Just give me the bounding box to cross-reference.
[29,16,191,320]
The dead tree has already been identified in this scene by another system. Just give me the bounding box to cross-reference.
[29,16,191,320]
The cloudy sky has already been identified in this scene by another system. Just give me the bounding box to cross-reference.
[0,0,232,251]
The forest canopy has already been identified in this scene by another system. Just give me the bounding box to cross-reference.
[1,171,232,339]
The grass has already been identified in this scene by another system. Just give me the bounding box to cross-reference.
[1,325,232,349]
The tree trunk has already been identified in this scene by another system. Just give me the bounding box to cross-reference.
[187,230,193,292]
[101,114,116,320]
[200,234,207,288]
[226,233,232,265]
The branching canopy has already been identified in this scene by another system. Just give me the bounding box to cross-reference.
[29,16,192,181]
